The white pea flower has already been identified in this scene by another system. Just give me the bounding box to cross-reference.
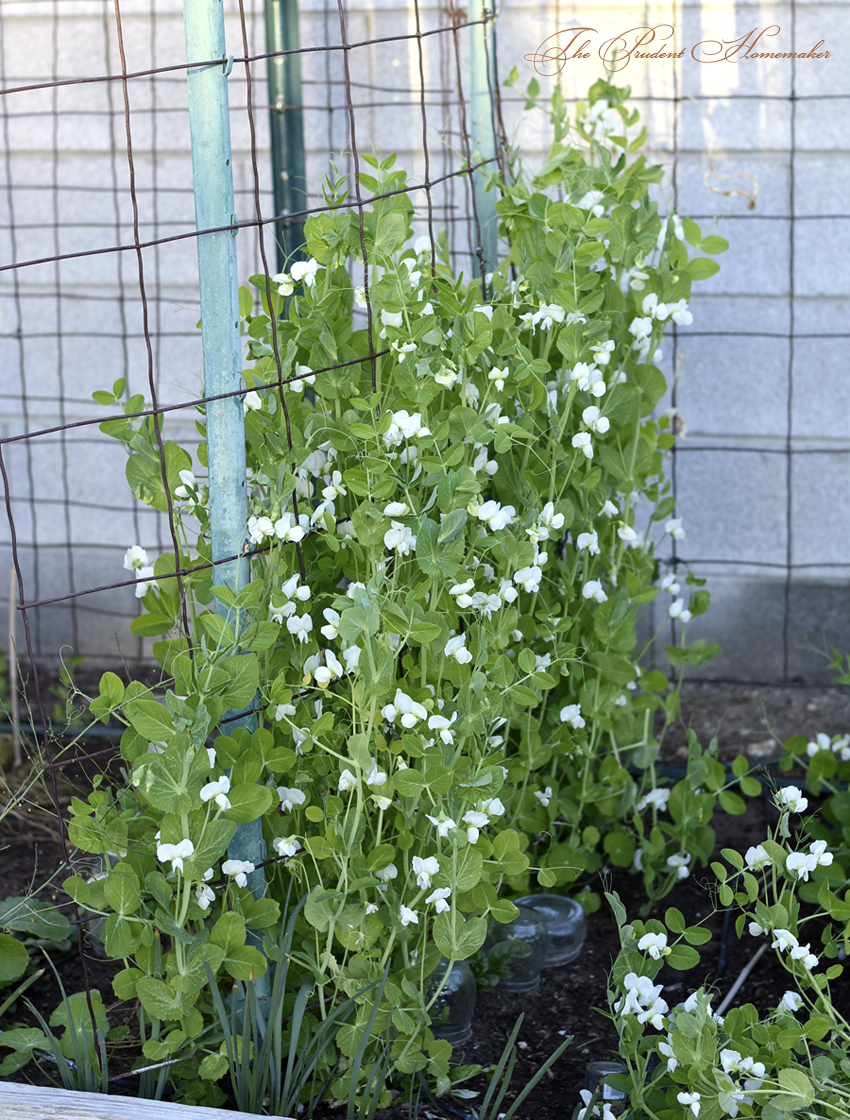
[779,990,803,1012]
[664,517,685,540]
[587,368,608,397]
[434,365,459,389]
[482,797,505,818]
[277,786,306,812]
[534,786,553,808]
[618,525,637,543]
[206,747,217,768]
[514,565,543,593]
[248,515,275,544]
[572,431,594,459]
[321,608,341,640]
[281,575,310,605]
[414,235,432,255]
[477,500,516,532]
[582,405,610,434]
[134,565,156,598]
[196,883,215,910]
[364,902,379,915]
[426,814,457,838]
[771,928,798,953]
[660,573,680,595]
[666,853,691,880]
[365,758,388,787]
[428,712,458,745]
[444,634,473,665]
[124,545,149,571]
[668,598,692,624]
[590,339,615,365]
[399,905,419,927]
[412,855,440,890]
[576,189,606,216]
[677,1091,701,1117]
[776,786,808,814]
[273,836,301,858]
[809,839,834,868]
[601,500,618,518]
[419,301,434,317]
[629,316,653,344]
[749,920,767,937]
[657,1037,678,1074]
[321,470,347,502]
[450,578,475,609]
[200,775,232,811]
[569,361,596,389]
[290,258,320,287]
[498,578,519,603]
[488,366,509,392]
[273,511,306,544]
[391,339,418,362]
[342,645,362,673]
[582,579,607,603]
[243,390,262,414]
[290,364,316,392]
[384,520,415,555]
[157,839,194,873]
[789,942,819,970]
[373,795,392,811]
[382,688,428,728]
[463,810,489,844]
[786,851,811,881]
[221,859,255,889]
[806,732,832,756]
[426,887,452,913]
[286,613,313,644]
[271,271,294,296]
[668,298,693,326]
[375,863,398,883]
[636,787,670,812]
[174,470,198,500]
[745,844,772,871]
[384,501,410,517]
[638,931,668,959]
[338,768,358,792]
[641,293,669,321]
[560,704,586,729]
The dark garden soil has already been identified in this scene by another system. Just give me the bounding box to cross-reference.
[1,679,849,1118]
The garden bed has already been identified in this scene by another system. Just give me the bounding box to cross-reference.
[3,680,847,1119]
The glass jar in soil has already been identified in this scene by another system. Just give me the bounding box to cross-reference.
[427,958,477,1044]
[486,905,549,994]
[514,893,587,967]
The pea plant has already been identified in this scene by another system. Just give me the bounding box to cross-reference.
[45,78,742,1107]
[601,786,850,1120]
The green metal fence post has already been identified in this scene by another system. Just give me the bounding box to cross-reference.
[182,0,269,938]
[265,0,307,270]
[469,0,498,274]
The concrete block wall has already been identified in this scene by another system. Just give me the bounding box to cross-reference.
[1,0,847,681]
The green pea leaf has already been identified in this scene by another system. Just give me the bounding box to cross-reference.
[102,862,142,917]
[223,783,275,824]
[665,944,701,971]
[0,933,28,983]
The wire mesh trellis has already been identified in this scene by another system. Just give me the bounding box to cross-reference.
[1,0,850,734]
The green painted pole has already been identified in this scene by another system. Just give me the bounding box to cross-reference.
[265,0,307,270]
[469,0,499,274]
[182,0,269,962]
